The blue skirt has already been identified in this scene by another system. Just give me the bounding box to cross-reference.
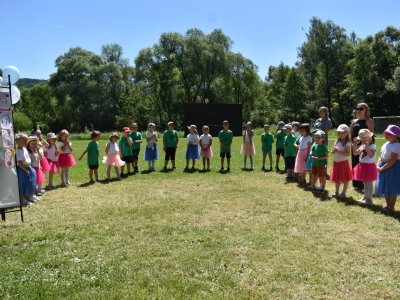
[144,144,158,161]
[185,144,200,160]
[305,154,312,170]
[376,160,400,197]
[17,166,36,197]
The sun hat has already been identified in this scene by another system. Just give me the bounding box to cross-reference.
[122,127,130,133]
[46,132,57,139]
[282,124,292,130]
[357,128,373,140]
[167,121,174,127]
[27,134,39,143]
[277,121,285,126]
[336,124,349,132]
[383,125,400,138]
[109,132,120,140]
[187,124,197,130]
[314,130,325,138]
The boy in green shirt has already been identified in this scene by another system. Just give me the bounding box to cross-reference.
[274,121,286,171]
[78,130,101,183]
[283,124,296,179]
[163,121,179,170]
[119,127,133,175]
[129,123,142,172]
[311,130,329,193]
[261,124,274,171]
[218,120,233,171]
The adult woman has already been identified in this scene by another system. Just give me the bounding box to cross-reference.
[349,102,374,190]
[314,107,333,146]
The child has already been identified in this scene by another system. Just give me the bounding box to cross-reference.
[163,121,179,170]
[78,130,101,183]
[200,125,213,171]
[261,124,274,171]
[27,135,45,197]
[130,123,142,172]
[329,124,353,198]
[57,129,76,187]
[283,124,296,178]
[294,123,312,185]
[44,132,58,190]
[376,125,400,212]
[15,133,37,205]
[275,121,286,171]
[102,132,125,179]
[119,127,133,175]
[310,130,329,193]
[241,121,256,170]
[352,129,377,204]
[292,122,300,138]
[144,123,158,171]
[185,125,200,170]
[31,127,51,180]
[218,120,233,171]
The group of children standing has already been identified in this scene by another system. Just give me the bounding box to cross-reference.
[15,121,400,212]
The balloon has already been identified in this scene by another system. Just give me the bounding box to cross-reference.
[2,66,20,84]
[11,85,20,104]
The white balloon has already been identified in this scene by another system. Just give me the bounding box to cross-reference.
[2,66,20,84]
[0,85,20,104]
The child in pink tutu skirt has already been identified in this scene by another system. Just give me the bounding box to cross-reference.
[44,132,59,190]
[352,129,377,205]
[27,135,45,197]
[241,121,256,170]
[31,126,51,178]
[103,132,125,179]
[57,129,76,187]
[200,125,213,171]
[330,124,353,198]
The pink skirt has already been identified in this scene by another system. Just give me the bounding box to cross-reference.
[241,142,256,156]
[200,145,213,158]
[330,160,353,183]
[46,158,59,174]
[58,153,77,168]
[352,162,378,182]
[33,166,46,185]
[294,148,308,173]
[40,157,51,172]
[102,153,125,167]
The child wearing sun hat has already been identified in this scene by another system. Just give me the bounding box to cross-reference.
[376,125,400,212]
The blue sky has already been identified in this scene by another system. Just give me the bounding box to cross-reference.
[2,0,399,80]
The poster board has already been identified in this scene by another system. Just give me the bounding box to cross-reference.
[0,91,20,209]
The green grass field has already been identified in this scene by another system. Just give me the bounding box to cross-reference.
[1,135,400,299]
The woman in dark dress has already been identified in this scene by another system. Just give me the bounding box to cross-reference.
[349,102,374,190]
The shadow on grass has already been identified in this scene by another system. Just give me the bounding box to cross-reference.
[97,178,122,184]
[78,181,95,188]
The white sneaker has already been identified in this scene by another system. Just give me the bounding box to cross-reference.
[32,195,40,201]
[22,199,32,206]
[38,189,46,193]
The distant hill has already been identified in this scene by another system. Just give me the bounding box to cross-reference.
[15,78,48,89]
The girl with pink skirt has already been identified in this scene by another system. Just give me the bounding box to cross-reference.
[57,129,77,187]
[27,135,45,198]
[199,125,213,171]
[241,121,256,170]
[44,132,59,190]
[294,124,312,185]
[102,132,125,179]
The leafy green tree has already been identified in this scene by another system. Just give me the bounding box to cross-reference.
[282,67,307,120]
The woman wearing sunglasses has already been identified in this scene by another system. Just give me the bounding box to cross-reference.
[349,103,374,190]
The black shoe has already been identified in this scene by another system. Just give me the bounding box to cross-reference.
[270,166,273,171]
[275,166,279,171]
[172,166,177,170]
[227,167,230,171]
[163,166,167,171]
[261,166,265,170]
[220,167,224,171]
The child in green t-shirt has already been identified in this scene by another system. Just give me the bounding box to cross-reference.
[162,122,179,170]
[129,123,142,172]
[218,120,233,171]
[283,124,296,179]
[78,130,101,183]
[119,127,133,175]
[310,130,329,193]
[274,121,286,171]
[261,124,274,171]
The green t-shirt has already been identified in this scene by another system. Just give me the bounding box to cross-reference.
[119,136,133,157]
[311,144,329,167]
[261,133,274,152]
[86,141,99,165]
[276,130,286,149]
[129,131,142,150]
[284,135,296,157]
[163,130,178,148]
[218,130,233,153]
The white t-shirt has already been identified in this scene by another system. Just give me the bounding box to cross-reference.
[16,148,31,166]
[244,131,253,142]
[293,131,301,138]
[380,142,400,160]
[146,131,157,145]
[333,141,351,162]
[107,142,119,154]
[359,144,377,164]
[200,134,212,145]
[44,145,57,162]
[29,152,41,167]
[57,141,72,154]
[187,133,199,145]
[299,135,312,149]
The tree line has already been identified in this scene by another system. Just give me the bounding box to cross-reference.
[8,17,400,133]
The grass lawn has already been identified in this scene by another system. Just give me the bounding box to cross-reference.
[1,135,400,299]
